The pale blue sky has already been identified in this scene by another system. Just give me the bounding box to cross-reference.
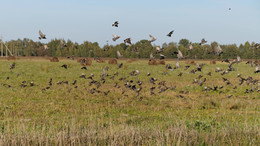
[0,0,259,46]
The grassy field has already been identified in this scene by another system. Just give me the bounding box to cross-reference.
[0,57,259,145]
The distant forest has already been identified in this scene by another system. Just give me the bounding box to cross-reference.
[1,38,259,59]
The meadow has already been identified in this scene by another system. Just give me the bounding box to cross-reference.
[0,57,259,145]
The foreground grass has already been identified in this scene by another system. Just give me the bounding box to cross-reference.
[0,58,259,145]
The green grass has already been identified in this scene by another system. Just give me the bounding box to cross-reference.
[0,58,259,145]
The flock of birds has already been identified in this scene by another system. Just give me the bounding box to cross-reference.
[2,54,260,99]
[39,20,260,61]
[2,18,259,99]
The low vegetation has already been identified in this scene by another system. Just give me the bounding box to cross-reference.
[0,58,259,145]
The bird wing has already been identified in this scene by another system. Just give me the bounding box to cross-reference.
[39,30,44,37]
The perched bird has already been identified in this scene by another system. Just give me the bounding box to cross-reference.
[199,38,207,45]
[112,21,119,27]
[149,35,156,42]
[112,35,120,41]
[124,38,131,45]
[167,30,174,37]
[116,50,123,59]
[38,30,46,40]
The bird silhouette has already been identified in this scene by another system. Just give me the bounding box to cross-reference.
[167,30,174,37]
[112,21,119,27]
[38,30,46,40]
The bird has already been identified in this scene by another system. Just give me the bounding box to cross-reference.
[166,64,173,71]
[229,8,231,10]
[61,64,68,69]
[174,50,184,59]
[38,30,46,40]
[214,45,223,56]
[159,54,165,60]
[117,50,123,59]
[255,66,260,73]
[236,56,242,63]
[60,40,67,48]
[150,53,155,60]
[155,46,164,54]
[188,44,193,51]
[118,63,123,68]
[196,63,202,71]
[149,35,156,42]
[133,47,139,54]
[112,21,119,27]
[9,62,15,70]
[81,66,87,70]
[199,38,207,45]
[176,61,180,68]
[167,30,174,37]
[124,38,131,45]
[112,35,120,41]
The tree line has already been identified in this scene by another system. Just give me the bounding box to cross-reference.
[1,38,259,59]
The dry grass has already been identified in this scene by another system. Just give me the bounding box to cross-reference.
[0,58,259,145]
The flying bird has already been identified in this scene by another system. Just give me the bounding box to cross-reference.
[9,62,15,70]
[255,66,260,73]
[159,54,165,60]
[150,53,155,60]
[117,50,123,59]
[112,35,120,41]
[60,40,67,48]
[173,50,184,59]
[38,30,46,40]
[188,44,193,51]
[167,30,174,37]
[199,38,207,45]
[214,45,223,56]
[124,38,131,45]
[112,21,119,27]
[149,35,156,42]
[155,46,164,54]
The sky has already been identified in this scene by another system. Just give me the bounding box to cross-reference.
[0,0,259,47]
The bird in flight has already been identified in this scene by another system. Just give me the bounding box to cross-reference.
[167,30,174,37]
[112,35,120,41]
[149,35,156,42]
[112,21,119,27]
[38,30,46,40]
[199,38,207,45]
[124,38,132,45]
